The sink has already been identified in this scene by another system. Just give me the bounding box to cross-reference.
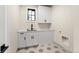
[18,29,37,33]
[27,29,37,31]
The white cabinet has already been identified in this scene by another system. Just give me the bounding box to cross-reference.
[26,32,38,47]
[38,31,54,44]
[37,6,52,23]
[18,31,54,48]
[18,32,26,48]
[18,31,38,48]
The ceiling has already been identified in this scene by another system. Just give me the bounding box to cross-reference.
[41,5,52,7]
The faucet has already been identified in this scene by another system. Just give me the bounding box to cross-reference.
[31,24,33,31]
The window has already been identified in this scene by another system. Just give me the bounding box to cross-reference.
[27,9,36,21]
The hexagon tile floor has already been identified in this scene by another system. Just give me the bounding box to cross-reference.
[17,43,69,53]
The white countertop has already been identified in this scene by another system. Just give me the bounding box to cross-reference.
[18,30,55,33]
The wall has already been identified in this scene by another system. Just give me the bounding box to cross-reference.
[0,6,5,46]
[51,6,73,52]
[6,5,20,52]
[74,19,79,52]
[72,6,79,52]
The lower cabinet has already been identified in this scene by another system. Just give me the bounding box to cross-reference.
[26,32,38,47]
[18,32,26,48]
[18,31,38,48]
[38,31,54,44]
[18,31,54,48]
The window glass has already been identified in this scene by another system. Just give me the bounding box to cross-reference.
[29,15,32,18]
[27,9,35,21]
[28,10,32,15]
[29,17,31,20]
[32,16,34,20]
[32,11,35,15]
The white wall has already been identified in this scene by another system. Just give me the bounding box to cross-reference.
[51,6,73,52]
[72,6,79,52]
[74,19,79,52]
[0,6,5,46]
[6,5,20,52]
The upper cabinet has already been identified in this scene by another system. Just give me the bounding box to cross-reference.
[37,6,52,23]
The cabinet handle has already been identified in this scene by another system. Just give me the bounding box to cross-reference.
[20,33,24,34]
[31,36,34,39]
[44,20,47,22]
[24,37,26,40]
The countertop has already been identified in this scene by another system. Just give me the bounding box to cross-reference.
[17,30,55,33]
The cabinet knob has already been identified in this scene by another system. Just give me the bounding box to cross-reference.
[24,37,26,40]
[31,36,34,39]
[44,20,47,22]
[20,33,24,34]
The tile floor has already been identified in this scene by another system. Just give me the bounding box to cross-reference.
[17,42,68,53]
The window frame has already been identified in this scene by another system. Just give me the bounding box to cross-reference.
[27,8,36,21]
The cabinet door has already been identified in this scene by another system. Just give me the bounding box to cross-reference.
[38,6,45,23]
[30,32,38,45]
[38,6,52,23]
[26,32,38,47]
[25,33,31,47]
[38,31,54,44]
[18,33,26,48]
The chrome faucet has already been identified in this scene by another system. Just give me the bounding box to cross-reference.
[31,24,33,31]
